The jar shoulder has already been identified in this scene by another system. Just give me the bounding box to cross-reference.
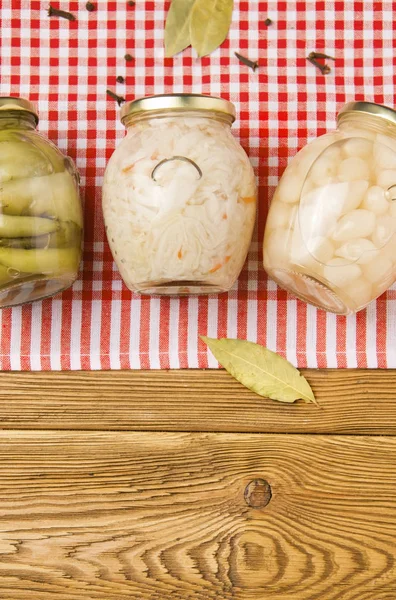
[104,117,255,183]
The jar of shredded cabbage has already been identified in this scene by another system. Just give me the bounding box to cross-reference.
[102,94,257,295]
[0,97,82,307]
[263,101,396,315]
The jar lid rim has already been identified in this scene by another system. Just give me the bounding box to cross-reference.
[338,101,396,126]
[0,96,39,123]
[120,94,236,123]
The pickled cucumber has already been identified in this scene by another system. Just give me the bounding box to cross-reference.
[0,137,53,182]
[28,133,65,174]
[0,215,59,237]
[0,221,81,250]
[0,172,83,226]
[46,221,80,248]
[0,246,80,274]
[0,235,50,250]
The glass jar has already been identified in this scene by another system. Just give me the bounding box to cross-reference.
[0,97,82,307]
[102,94,257,295]
[263,101,396,315]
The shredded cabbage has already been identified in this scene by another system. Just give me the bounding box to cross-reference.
[103,116,256,292]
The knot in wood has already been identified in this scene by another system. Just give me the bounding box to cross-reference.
[244,479,272,508]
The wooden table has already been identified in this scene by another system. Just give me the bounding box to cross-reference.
[1,369,396,599]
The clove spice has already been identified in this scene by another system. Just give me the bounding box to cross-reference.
[307,51,334,75]
[264,18,273,26]
[116,76,125,84]
[106,89,126,106]
[47,5,76,21]
[308,51,335,61]
[86,1,95,11]
[124,53,134,62]
[235,52,259,72]
[128,1,136,5]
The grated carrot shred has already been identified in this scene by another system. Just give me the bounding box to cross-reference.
[209,263,222,274]
[122,163,135,173]
[209,255,231,273]
[241,195,256,204]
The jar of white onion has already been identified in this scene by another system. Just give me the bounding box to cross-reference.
[263,101,396,314]
[102,94,257,295]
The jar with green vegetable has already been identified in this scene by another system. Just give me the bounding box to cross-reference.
[0,97,82,307]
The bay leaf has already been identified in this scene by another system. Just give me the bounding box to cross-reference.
[201,337,316,404]
[190,0,234,58]
[164,0,197,57]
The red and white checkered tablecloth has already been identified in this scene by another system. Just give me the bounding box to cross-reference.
[0,0,395,370]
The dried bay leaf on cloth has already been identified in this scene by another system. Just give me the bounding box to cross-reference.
[165,0,196,57]
[190,0,234,57]
[201,337,316,404]
[165,0,234,57]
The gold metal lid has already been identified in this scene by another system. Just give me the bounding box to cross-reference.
[337,101,396,127]
[120,93,236,124]
[0,96,39,124]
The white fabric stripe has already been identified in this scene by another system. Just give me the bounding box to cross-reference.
[286,299,297,366]
[247,297,257,344]
[70,300,82,370]
[227,299,238,340]
[187,297,198,368]
[168,298,180,369]
[10,306,22,371]
[89,300,102,370]
[345,314,357,369]
[149,300,161,369]
[305,304,318,369]
[325,312,338,368]
[265,299,277,354]
[29,303,42,371]
[365,302,377,368]
[207,297,219,368]
[386,298,396,368]
[129,296,141,369]
[109,299,121,369]
[50,300,62,371]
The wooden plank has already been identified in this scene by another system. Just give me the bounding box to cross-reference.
[0,430,396,599]
[0,369,396,433]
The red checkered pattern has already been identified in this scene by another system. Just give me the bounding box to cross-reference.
[0,0,395,370]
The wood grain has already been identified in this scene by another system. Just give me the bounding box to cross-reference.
[0,431,396,599]
[1,369,396,433]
